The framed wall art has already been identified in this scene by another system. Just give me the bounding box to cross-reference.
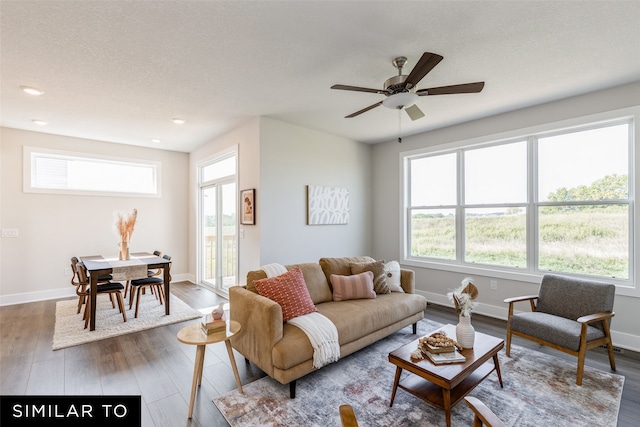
[307,185,349,225]
[240,188,255,225]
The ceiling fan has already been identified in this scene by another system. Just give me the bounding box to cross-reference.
[331,52,485,121]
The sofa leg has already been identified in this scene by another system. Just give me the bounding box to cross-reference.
[289,381,296,399]
[412,323,417,334]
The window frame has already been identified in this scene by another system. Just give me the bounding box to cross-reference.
[23,146,161,198]
[401,107,638,296]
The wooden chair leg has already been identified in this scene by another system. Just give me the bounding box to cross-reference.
[77,284,87,314]
[602,320,616,371]
[135,287,142,318]
[505,329,512,357]
[109,293,116,308]
[116,292,127,323]
[124,280,130,298]
[156,285,164,304]
[129,286,137,310]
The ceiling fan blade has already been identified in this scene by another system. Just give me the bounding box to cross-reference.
[345,101,383,118]
[404,52,444,89]
[331,84,385,94]
[416,82,485,96]
[405,104,425,121]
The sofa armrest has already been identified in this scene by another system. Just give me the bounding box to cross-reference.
[400,269,415,293]
[229,285,284,377]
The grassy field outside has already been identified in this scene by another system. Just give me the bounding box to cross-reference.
[411,207,628,279]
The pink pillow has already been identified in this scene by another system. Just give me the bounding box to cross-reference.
[330,271,377,301]
[254,267,317,322]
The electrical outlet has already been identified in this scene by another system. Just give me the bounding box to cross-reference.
[1,229,19,238]
[490,280,498,291]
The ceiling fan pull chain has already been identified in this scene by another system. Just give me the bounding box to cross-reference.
[398,108,402,143]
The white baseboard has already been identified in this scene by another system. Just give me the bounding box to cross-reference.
[0,273,195,307]
[417,290,640,354]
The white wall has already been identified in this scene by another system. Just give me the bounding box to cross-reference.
[372,81,640,351]
[189,117,372,283]
[257,117,371,266]
[188,118,261,285]
[0,128,189,305]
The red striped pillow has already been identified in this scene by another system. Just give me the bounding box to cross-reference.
[330,271,376,301]
[254,267,317,322]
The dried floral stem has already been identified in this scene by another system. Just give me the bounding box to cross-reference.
[115,209,137,242]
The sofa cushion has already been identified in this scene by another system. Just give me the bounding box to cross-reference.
[254,267,318,322]
[350,260,390,294]
[330,271,376,301]
[384,261,404,293]
[271,292,427,370]
[247,263,333,304]
[319,256,375,289]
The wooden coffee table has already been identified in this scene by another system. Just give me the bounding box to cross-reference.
[388,324,504,427]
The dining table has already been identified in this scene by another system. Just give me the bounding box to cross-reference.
[80,252,172,331]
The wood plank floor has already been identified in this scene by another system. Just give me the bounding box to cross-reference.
[1,282,638,426]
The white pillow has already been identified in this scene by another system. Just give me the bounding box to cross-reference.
[384,261,404,292]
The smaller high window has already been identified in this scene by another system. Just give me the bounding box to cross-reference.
[24,147,160,197]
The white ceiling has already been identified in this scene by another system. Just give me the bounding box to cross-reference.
[2,1,640,153]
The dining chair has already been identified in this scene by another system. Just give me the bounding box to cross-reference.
[129,254,171,318]
[74,261,127,328]
[124,250,162,299]
[71,256,115,314]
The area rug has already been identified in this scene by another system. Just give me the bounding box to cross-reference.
[214,319,624,427]
[53,293,202,350]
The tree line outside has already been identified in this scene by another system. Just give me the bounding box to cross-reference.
[411,174,629,279]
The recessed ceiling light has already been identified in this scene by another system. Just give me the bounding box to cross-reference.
[151,139,161,143]
[32,119,47,126]
[172,118,186,124]
[21,86,45,95]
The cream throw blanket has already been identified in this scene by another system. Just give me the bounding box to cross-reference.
[260,263,340,368]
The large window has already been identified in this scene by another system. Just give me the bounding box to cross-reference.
[404,115,635,287]
[24,147,160,197]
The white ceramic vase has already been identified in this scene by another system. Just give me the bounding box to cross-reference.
[456,314,475,349]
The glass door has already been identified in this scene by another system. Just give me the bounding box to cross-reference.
[199,152,237,295]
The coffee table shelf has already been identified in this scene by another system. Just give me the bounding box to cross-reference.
[397,362,494,410]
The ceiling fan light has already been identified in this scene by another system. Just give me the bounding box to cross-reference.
[382,92,419,110]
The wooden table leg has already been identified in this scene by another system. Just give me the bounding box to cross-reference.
[225,340,243,393]
[389,366,402,407]
[188,344,206,419]
[163,264,171,315]
[443,388,452,427]
[493,353,504,387]
[90,273,98,331]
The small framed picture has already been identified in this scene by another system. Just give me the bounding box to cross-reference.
[240,189,256,225]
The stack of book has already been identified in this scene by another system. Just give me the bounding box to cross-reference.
[424,349,466,364]
[201,313,226,335]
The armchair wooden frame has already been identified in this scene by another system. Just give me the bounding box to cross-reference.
[464,396,506,427]
[505,294,616,385]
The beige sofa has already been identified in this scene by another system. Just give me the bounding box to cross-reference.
[229,256,427,397]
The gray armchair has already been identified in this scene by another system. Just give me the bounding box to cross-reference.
[504,273,616,385]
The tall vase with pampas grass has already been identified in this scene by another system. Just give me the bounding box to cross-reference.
[115,209,137,260]
[447,277,478,349]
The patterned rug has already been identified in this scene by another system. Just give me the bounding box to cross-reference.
[214,319,624,426]
[53,293,202,350]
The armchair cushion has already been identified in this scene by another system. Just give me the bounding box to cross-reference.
[509,312,606,351]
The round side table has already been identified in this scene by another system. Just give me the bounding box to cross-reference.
[177,320,243,419]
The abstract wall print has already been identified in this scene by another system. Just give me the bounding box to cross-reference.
[307,185,349,225]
